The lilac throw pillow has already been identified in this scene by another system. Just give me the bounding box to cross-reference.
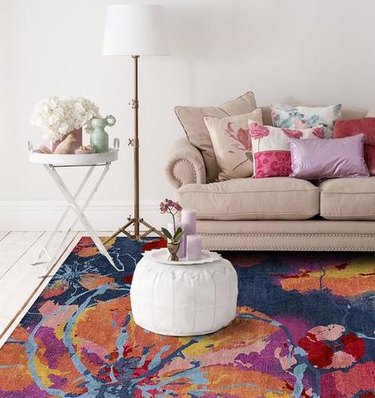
[289,134,370,179]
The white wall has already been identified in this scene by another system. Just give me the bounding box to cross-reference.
[1,0,375,229]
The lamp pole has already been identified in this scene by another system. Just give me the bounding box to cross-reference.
[104,55,163,243]
[132,55,140,239]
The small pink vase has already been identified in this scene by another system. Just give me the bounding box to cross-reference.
[47,128,83,152]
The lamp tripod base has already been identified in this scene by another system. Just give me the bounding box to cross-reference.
[103,216,164,244]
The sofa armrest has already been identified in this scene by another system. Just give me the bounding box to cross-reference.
[166,138,207,189]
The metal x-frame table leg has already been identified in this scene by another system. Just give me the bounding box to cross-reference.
[35,163,124,272]
[32,166,96,265]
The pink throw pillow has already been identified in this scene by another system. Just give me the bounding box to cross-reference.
[289,134,369,179]
[334,118,375,175]
[249,123,324,178]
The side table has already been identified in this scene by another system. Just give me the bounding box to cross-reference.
[28,140,123,272]
[130,249,238,336]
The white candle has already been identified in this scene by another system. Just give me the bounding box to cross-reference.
[181,209,197,236]
[167,221,186,258]
[186,234,202,261]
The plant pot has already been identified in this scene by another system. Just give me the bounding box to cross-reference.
[47,128,83,152]
[167,241,181,262]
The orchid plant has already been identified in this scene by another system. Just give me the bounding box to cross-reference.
[159,199,183,245]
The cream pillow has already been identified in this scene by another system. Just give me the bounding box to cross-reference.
[175,92,258,183]
[204,108,263,180]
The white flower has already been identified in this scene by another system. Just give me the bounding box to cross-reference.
[68,97,99,134]
[31,96,100,142]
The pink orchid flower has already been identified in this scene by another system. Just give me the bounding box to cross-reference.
[159,199,182,214]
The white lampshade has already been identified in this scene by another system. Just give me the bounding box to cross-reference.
[102,4,169,56]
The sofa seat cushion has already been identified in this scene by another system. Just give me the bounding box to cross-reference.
[177,177,319,220]
[320,177,375,220]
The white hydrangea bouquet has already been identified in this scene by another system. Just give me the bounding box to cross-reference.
[31,96,99,142]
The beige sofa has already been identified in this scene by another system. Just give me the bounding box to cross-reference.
[166,108,375,251]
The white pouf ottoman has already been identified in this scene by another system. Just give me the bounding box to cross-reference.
[130,253,238,336]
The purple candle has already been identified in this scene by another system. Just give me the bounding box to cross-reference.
[186,234,202,261]
[167,221,186,258]
[181,209,197,236]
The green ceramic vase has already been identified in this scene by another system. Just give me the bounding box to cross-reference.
[90,115,116,153]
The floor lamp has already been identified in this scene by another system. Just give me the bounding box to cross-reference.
[102,4,168,241]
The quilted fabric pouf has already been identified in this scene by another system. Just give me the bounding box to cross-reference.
[130,256,238,336]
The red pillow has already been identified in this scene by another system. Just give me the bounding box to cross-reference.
[333,118,375,175]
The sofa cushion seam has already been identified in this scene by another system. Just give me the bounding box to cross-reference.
[200,232,375,237]
[321,213,375,217]
[321,191,375,195]
[197,211,318,217]
[180,189,318,194]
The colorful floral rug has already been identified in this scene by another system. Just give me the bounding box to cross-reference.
[0,238,374,397]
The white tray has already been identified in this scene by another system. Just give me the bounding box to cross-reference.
[144,248,221,265]
[29,148,118,166]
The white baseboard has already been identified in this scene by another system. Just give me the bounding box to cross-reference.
[0,201,164,231]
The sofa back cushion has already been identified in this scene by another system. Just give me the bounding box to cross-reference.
[203,108,263,181]
[334,118,375,175]
[175,92,257,183]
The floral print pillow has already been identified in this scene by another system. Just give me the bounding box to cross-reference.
[271,103,342,138]
[249,123,324,178]
[204,108,263,180]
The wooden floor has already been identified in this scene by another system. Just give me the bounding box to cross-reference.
[0,231,85,347]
